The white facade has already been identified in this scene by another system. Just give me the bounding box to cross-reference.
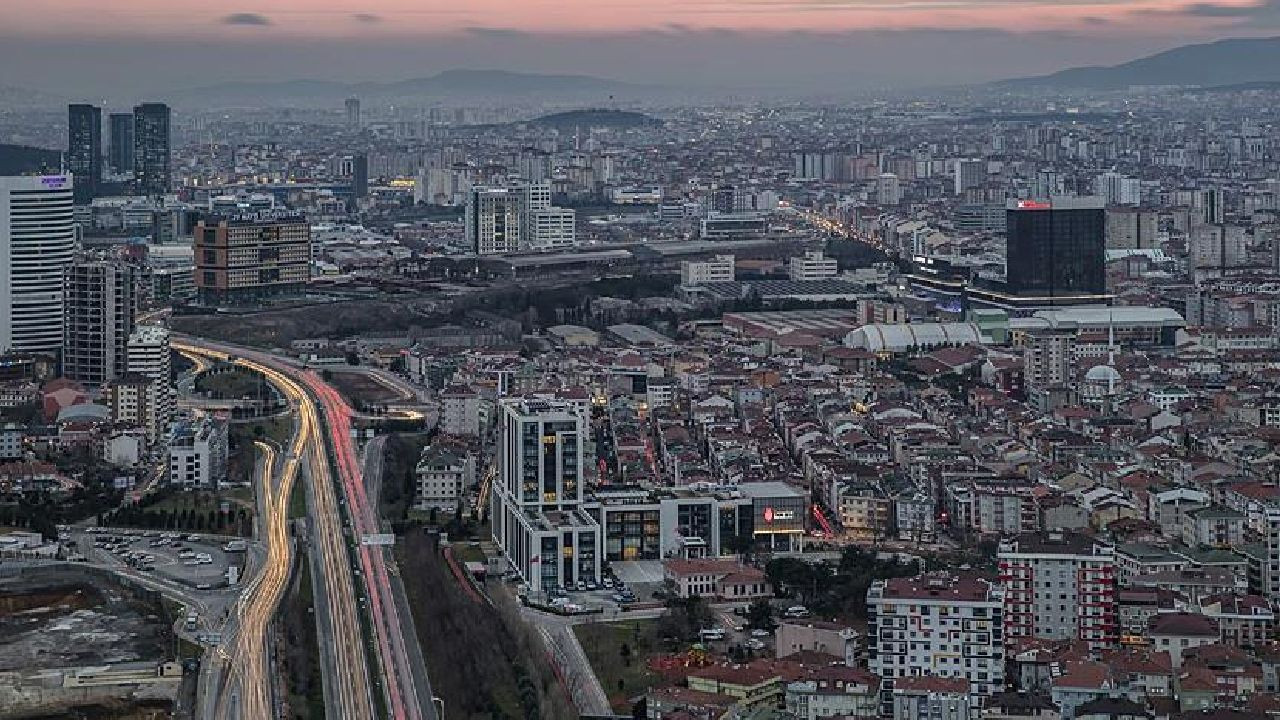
[1094,172,1141,206]
[168,415,228,487]
[414,446,476,513]
[0,426,21,459]
[127,325,175,445]
[681,255,735,285]
[953,159,984,195]
[439,387,485,436]
[490,397,601,592]
[867,573,1005,705]
[466,181,576,254]
[789,251,839,281]
[877,173,902,206]
[0,175,77,353]
[528,207,576,250]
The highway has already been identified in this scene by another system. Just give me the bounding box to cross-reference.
[176,338,429,720]
[176,341,378,720]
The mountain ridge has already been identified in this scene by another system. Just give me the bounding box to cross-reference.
[995,36,1280,90]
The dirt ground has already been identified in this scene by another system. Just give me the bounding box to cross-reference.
[0,566,171,672]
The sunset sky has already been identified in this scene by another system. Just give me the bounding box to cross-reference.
[2,0,1278,94]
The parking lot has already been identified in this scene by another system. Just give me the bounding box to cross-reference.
[74,529,245,590]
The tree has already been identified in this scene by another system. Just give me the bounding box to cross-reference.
[620,642,632,668]
[745,599,776,632]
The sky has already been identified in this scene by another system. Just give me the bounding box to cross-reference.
[2,0,1279,96]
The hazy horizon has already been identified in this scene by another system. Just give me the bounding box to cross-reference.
[5,0,1280,98]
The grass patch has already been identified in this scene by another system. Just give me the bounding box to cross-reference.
[574,620,663,713]
[195,367,276,401]
[452,542,486,565]
[398,528,576,720]
[288,477,308,520]
[281,551,324,719]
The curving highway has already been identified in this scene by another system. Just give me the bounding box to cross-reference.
[176,338,429,720]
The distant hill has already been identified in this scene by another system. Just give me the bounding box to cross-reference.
[996,36,1280,90]
[166,69,661,107]
[526,109,662,129]
[0,144,60,176]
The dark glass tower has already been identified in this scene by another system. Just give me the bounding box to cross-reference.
[1005,197,1106,298]
[133,102,171,197]
[67,104,102,204]
[109,113,135,174]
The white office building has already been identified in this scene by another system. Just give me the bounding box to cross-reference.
[490,397,601,592]
[681,255,735,285]
[789,251,839,281]
[0,175,77,354]
[466,181,577,255]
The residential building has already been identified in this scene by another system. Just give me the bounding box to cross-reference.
[891,676,972,720]
[786,666,880,720]
[0,175,76,354]
[132,102,170,197]
[67,104,102,204]
[1104,208,1158,250]
[414,444,476,513]
[62,260,137,386]
[489,397,600,592]
[1023,329,1075,390]
[105,375,157,446]
[776,620,859,666]
[1180,505,1246,549]
[998,531,1118,651]
[125,325,173,444]
[168,414,228,487]
[1147,613,1220,668]
[954,159,985,195]
[193,212,312,304]
[867,572,1005,709]
[439,384,486,436]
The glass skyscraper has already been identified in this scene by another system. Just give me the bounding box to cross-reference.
[133,102,171,197]
[1005,197,1106,298]
[67,104,101,204]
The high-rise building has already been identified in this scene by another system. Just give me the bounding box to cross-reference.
[953,158,985,196]
[63,259,138,385]
[711,185,737,214]
[67,104,102,204]
[1196,188,1225,226]
[345,98,361,128]
[490,396,601,592]
[1004,197,1106,298]
[0,175,76,354]
[1105,207,1158,249]
[1023,328,1074,390]
[108,113,135,174]
[466,181,576,255]
[133,103,171,197]
[998,531,1118,652]
[867,571,1005,711]
[876,173,902,206]
[1093,171,1141,206]
[352,154,369,200]
[193,212,312,304]
[1190,224,1248,270]
[126,324,174,444]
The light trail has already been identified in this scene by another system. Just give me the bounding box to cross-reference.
[177,342,377,720]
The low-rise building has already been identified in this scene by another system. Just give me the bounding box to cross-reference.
[168,414,228,487]
[414,444,476,513]
[663,557,772,600]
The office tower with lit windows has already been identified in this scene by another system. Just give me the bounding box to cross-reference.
[0,175,76,354]
[62,259,138,385]
[490,397,600,592]
[133,103,171,196]
[67,104,102,204]
[193,212,312,304]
